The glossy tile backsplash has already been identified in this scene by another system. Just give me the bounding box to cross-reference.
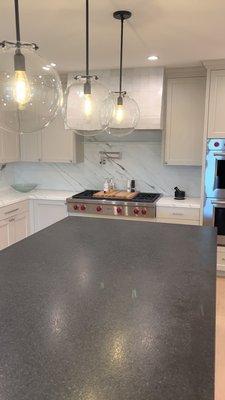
[3,142,201,196]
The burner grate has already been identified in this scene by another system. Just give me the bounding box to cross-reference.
[72,190,161,203]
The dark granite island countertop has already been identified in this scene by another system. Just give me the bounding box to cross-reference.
[0,217,216,400]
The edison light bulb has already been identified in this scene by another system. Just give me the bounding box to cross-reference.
[115,104,124,123]
[13,70,31,109]
[84,93,92,117]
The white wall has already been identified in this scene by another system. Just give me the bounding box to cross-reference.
[3,139,201,197]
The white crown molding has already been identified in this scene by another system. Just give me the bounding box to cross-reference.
[202,59,225,69]
[165,66,206,78]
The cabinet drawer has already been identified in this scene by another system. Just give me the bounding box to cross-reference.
[157,206,200,221]
[217,248,225,266]
[157,218,199,225]
[0,201,28,221]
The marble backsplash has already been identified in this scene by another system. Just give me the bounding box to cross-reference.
[1,141,202,197]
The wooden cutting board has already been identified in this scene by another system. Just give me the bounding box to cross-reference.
[93,190,139,199]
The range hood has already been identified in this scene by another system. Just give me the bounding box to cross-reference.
[66,67,164,141]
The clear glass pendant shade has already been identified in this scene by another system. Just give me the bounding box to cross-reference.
[63,76,109,137]
[101,92,140,136]
[0,42,62,133]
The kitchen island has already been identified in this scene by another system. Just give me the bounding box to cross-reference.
[0,217,216,400]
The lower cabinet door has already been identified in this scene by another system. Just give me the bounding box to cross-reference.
[0,219,11,250]
[33,200,67,232]
[14,212,29,243]
[0,212,29,251]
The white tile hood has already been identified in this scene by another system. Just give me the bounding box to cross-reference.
[66,67,164,133]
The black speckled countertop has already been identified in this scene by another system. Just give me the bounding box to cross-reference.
[0,217,216,400]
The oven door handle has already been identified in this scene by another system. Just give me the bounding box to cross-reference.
[213,152,225,157]
[211,200,225,206]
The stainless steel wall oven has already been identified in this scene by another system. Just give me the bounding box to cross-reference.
[204,138,225,245]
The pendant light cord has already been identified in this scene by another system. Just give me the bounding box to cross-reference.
[119,16,124,95]
[14,0,21,44]
[86,0,89,76]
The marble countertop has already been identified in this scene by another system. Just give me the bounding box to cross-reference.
[0,187,74,207]
[0,217,216,400]
[0,188,201,210]
[156,196,201,208]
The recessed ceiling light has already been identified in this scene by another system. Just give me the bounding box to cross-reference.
[50,63,56,67]
[147,55,159,61]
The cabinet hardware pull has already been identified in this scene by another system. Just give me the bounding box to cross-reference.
[172,212,184,216]
[211,200,225,206]
[5,208,19,214]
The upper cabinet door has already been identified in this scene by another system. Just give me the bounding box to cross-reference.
[20,114,84,163]
[208,70,225,138]
[41,114,84,163]
[164,77,206,166]
[0,131,20,163]
[41,113,74,163]
[20,131,42,162]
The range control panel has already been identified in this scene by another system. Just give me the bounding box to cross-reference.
[67,202,156,218]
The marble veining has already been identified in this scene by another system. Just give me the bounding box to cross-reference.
[2,142,201,196]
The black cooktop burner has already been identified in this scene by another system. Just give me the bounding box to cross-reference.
[72,190,161,203]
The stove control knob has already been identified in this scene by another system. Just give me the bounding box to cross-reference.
[80,204,86,211]
[134,208,139,215]
[73,204,79,210]
[117,207,122,214]
[96,205,102,212]
[141,208,147,215]
[214,141,220,147]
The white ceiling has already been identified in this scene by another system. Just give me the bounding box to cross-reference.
[1,0,225,72]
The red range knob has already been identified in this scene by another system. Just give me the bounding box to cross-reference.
[134,208,139,215]
[117,207,122,214]
[141,208,147,215]
[96,206,102,212]
[73,204,79,210]
[80,204,86,211]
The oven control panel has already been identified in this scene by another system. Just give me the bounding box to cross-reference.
[208,138,225,151]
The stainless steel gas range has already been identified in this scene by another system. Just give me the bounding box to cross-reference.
[67,190,161,219]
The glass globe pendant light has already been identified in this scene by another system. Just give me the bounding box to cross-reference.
[101,11,140,137]
[63,0,109,137]
[0,0,62,134]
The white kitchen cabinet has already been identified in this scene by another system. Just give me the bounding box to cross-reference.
[67,67,164,130]
[20,131,42,162]
[164,76,206,165]
[217,246,225,273]
[0,219,11,250]
[207,70,225,138]
[41,114,84,163]
[13,212,29,243]
[156,197,200,226]
[157,205,200,221]
[33,199,67,232]
[0,201,29,250]
[0,130,20,163]
[20,73,84,163]
[20,114,84,163]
